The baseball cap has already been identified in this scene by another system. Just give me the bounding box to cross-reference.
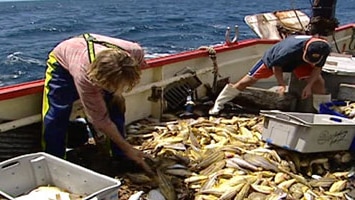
[303,38,331,67]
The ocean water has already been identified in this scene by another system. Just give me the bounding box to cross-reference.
[0,0,354,86]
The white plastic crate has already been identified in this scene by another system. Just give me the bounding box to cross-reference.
[322,55,355,98]
[261,110,355,153]
[0,152,121,200]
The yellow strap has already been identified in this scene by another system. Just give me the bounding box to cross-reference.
[83,33,96,63]
[82,33,128,63]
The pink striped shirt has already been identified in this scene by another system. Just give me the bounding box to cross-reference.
[52,33,145,130]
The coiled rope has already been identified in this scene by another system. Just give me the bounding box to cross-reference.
[198,46,221,95]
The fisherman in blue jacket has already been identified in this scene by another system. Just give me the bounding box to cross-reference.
[209,35,332,115]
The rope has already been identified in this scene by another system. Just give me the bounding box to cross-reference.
[290,0,306,33]
[274,1,308,37]
[198,46,221,94]
[332,33,341,53]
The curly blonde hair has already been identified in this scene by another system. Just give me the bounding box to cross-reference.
[87,49,142,93]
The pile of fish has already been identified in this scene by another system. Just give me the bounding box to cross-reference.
[330,102,355,119]
[118,114,355,200]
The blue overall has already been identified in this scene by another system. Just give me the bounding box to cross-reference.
[42,34,126,158]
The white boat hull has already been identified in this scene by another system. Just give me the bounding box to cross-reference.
[0,24,354,130]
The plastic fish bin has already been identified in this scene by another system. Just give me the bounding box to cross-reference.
[322,55,355,98]
[318,101,355,152]
[260,110,355,153]
[0,152,121,200]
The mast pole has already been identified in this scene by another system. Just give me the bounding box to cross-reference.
[309,0,339,36]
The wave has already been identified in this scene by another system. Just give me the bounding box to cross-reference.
[5,51,45,66]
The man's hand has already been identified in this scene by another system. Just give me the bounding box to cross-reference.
[302,85,312,99]
[273,66,286,96]
[123,146,154,176]
[277,85,286,96]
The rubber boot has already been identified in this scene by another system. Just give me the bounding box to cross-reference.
[209,84,240,115]
[313,94,331,112]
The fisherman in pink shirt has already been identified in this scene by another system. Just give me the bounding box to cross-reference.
[42,33,152,174]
